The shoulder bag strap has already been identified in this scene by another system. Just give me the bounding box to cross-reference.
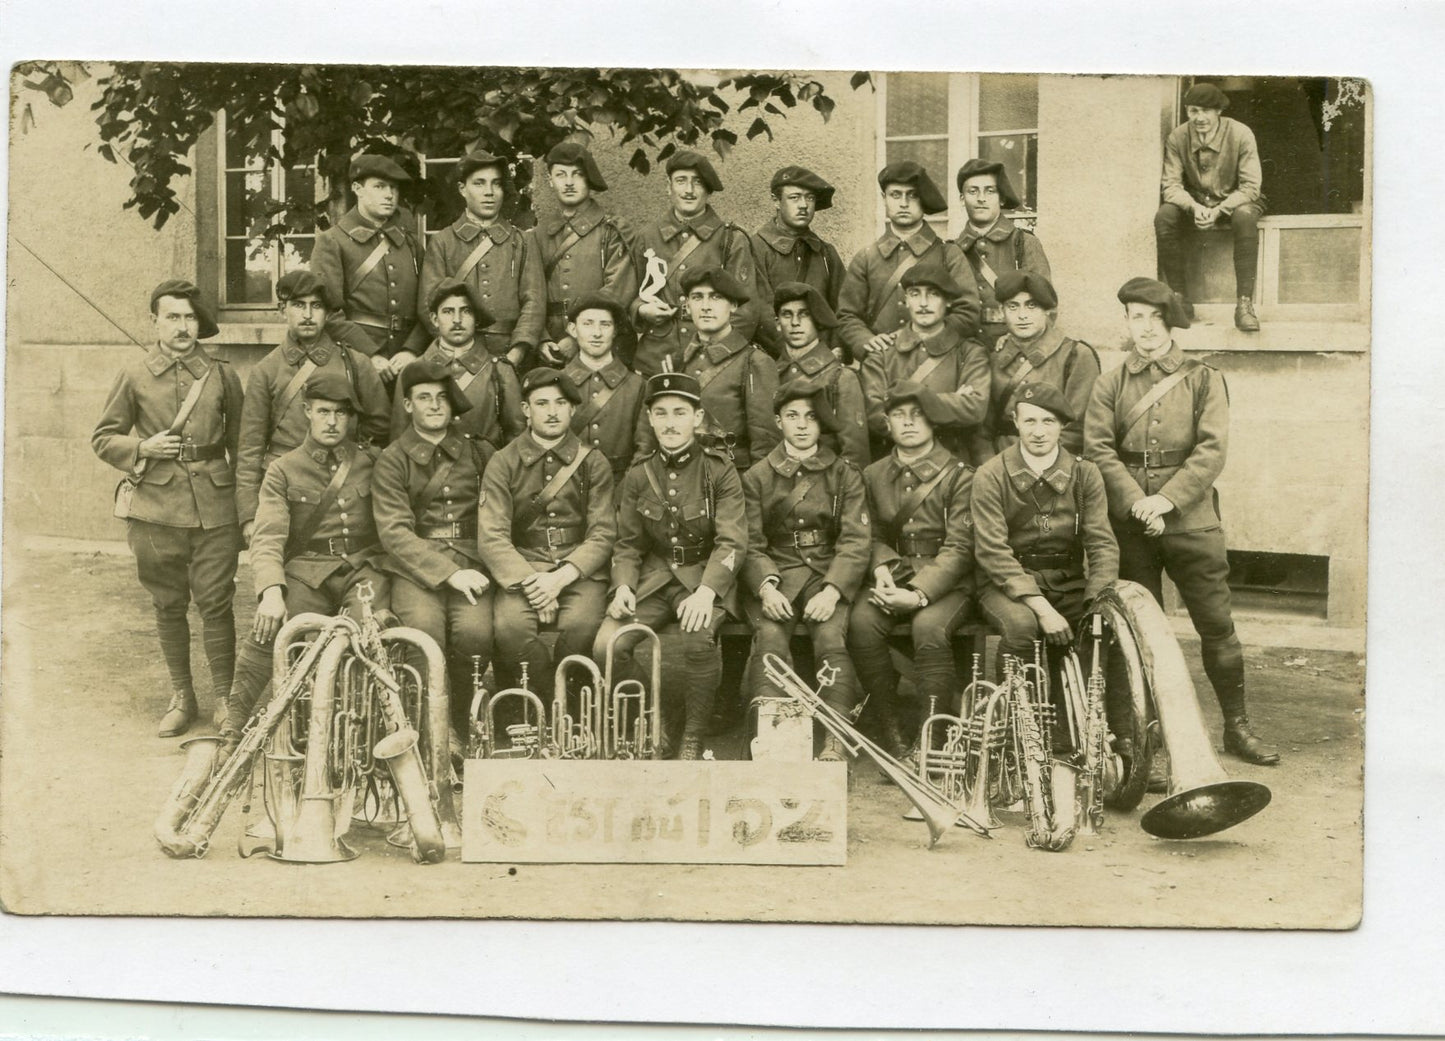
[275,359,320,424]
[132,364,214,481]
[1121,362,1197,438]
[513,445,593,531]
[888,466,951,540]
[454,233,497,283]
[570,380,620,429]
[353,239,391,286]
[543,228,587,279]
[413,449,461,521]
[286,450,354,555]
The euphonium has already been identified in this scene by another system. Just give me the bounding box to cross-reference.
[602,623,662,760]
[553,654,607,759]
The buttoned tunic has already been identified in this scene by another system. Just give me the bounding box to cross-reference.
[236,330,391,525]
[563,355,650,477]
[860,325,990,454]
[1161,116,1263,216]
[1084,343,1229,535]
[628,206,760,376]
[531,199,638,343]
[420,215,546,358]
[92,346,244,529]
[311,207,427,357]
[957,216,1051,337]
[861,444,975,601]
[388,338,524,448]
[836,225,980,360]
[776,341,870,471]
[672,328,780,471]
[749,217,845,354]
[980,325,1100,457]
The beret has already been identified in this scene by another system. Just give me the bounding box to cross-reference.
[349,153,412,184]
[900,262,965,301]
[545,141,607,192]
[955,157,1022,210]
[303,370,356,406]
[1183,83,1230,112]
[399,358,473,416]
[679,265,750,305]
[1117,276,1191,330]
[773,376,839,434]
[520,366,582,406]
[426,279,496,329]
[993,270,1058,310]
[666,149,723,193]
[645,371,702,406]
[567,291,631,330]
[876,161,948,215]
[275,269,333,310]
[771,282,838,329]
[149,279,219,340]
[883,380,954,428]
[1008,380,1074,424]
[769,165,835,210]
[455,151,509,183]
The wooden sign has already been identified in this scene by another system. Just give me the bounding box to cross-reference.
[461,761,847,865]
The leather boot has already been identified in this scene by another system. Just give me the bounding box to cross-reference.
[218,721,241,756]
[1172,290,1195,323]
[876,706,908,760]
[817,733,846,763]
[1223,715,1280,765]
[211,696,231,729]
[158,691,197,738]
[1146,746,1171,794]
[679,734,705,761]
[1234,296,1260,332]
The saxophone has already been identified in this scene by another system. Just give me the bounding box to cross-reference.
[1007,651,1079,853]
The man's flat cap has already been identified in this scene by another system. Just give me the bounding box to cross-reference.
[545,141,608,192]
[567,291,631,330]
[399,358,473,415]
[900,262,965,301]
[773,376,839,433]
[679,265,750,305]
[1009,380,1074,424]
[993,270,1058,310]
[303,370,356,406]
[149,279,219,339]
[772,282,838,329]
[455,151,509,183]
[666,149,723,193]
[645,371,702,406]
[520,366,582,405]
[876,161,947,215]
[1117,276,1190,329]
[426,279,495,329]
[883,380,954,427]
[349,153,412,184]
[1183,83,1230,112]
[770,165,835,210]
[275,269,334,310]
[955,158,1022,210]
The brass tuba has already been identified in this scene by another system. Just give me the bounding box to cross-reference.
[602,623,662,760]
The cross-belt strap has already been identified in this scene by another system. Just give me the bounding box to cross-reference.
[873,247,924,325]
[642,458,709,545]
[543,228,586,279]
[133,364,214,482]
[413,450,460,521]
[513,445,593,532]
[454,366,480,393]
[286,450,354,557]
[275,360,319,424]
[909,351,946,386]
[694,348,748,395]
[571,380,620,429]
[1121,361,1197,439]
[1002,357,1036,399]
[976,253,999,289]
[455,233,497,283]
[665,233,707,292]
[354,239,391,285]
[888,466,951,544]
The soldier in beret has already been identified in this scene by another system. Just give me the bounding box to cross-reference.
[974,271,1099,461]
[220,372,391,746]
[740,379,871,761]
[847,381,976,760]
[773,282,869,470]
[478,367,616,714]
[954,158,1053,349]
[311,153,429,376]
[373,359,496,736]
[971,381,1117,677]
[1156,83,1265,332]
[395,279,524,451]
[837,161,979,364]
[859,262,990,460]
[93,280,244,737]
[749,165,845,355]
[420,152,547,369]
[237,268,391,544]
[628,149,761,377]
[1084,277,1278,765]
[595,372,748,760]
[561,292,651,479]
[531,142,639,366]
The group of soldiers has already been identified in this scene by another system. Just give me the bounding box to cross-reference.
[94,93,1280,771]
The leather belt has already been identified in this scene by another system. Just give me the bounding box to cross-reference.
[351,312,414,334]
[1119,448,1190,467]
[666,543,710,567]
[896,534,943,557]
[515,524,584,551]
[418,520,476,540]
[1020,550,1081,571]
[772,527,830,550]
[176,442,226,462]
[305,535,379,557]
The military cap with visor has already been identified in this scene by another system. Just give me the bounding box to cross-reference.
[349,153,413,184]
[773,376,840,434]
[1183,83,1230,111]
[426,278,496,329]
[644,371,703,406]
[771,281,838,329]
[769,165,835,210]
[876,160,948,215]
[520,366,582,406]
[993,270,1059,311]
[149,279,219,340]
[303,370,357,407]
[275,269,335,310]
[883,380,954,427]
[544,141,608,192]
[954,157,1022,210]
[679,265,750,305]
[567,290,632,330]
[1008,380,1074,424]
[399,358,474,416]
[1117,276,1191,330]
[900,262,966,301]
[665,149,724,193]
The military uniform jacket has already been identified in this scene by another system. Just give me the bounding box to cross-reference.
[1084,343,1229,535]
[372,426,492,590]
[312,207,427,357]
[862,444,975,601]
[92,346,243,530]
[477,431,617,589]
[860,325,990,442]
[667,328,780,471]
[740,443,871,603]
[957,216,1051,329]
[836,225,981,359]
[628,206,760,376]
[611,444,747,615]
[237,331,392,525]
[531,199,638,342]
[971,444,1118,602]
[749,217,845,354]
[421,215,546,357]
[563,355,650,476]
[389,338,524,448]
[250,438,382,593]
[777,341,870,471]
[983,326,1100,455]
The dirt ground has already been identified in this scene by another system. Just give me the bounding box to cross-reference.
[0,543,1362,928]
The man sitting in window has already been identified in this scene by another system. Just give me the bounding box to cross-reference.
[1155,83,1265,333]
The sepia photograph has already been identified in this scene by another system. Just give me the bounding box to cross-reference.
[2,59,1367,934]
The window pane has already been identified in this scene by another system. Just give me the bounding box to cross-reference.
[224,125,266,170]
[978,133,1039,211]
[282,236,315,271]
[885,139,948,184]
[886,72,949,137]
[224,170,271,236]
[224,238,277,305]
[978,74,1038,132]
[1278,226,1360,304]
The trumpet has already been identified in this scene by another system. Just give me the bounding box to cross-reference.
[916,652,1011,831]
[761,653,989,846]
[602,623,662,760]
